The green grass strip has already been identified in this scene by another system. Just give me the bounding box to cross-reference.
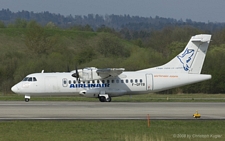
[1,93,225,102]
[0,120,224,141]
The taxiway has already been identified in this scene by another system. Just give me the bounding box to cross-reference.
[0,101,224,120]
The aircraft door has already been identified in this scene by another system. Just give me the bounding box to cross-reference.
[45,76,59,92]
[146,74,153,91]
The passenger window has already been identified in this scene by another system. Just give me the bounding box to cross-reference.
[63,80,67,85]
[87,81,90,83]
[62,78,68,87]
[116,80,119,83]
[111,80,114,83]
[73,80,76,84]
[102,80,105,83]
[140,79,142,83]
[92,80,95,83]
[33,77,37,81]
[135,79,138,83]
[130,79,133,83]
[28,77,32,82]
[97,80,100,83]
[126,79,128,83]
[121,80,124,83]
[69,80,71,84]
[107,80,110,84]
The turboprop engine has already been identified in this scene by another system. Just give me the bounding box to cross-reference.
[71,67,125,81]
[71,67,103,81]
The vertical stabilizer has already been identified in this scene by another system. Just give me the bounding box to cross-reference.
[187,35,211,74]
[139,34,211,74]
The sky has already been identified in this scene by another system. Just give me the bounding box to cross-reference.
[1,0,225,23]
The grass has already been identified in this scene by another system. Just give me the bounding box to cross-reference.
[1,93,225,102]
[0,120,224,141]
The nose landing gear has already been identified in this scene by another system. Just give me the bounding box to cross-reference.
[25,95,30,102]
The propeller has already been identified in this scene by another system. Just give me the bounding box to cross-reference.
[72,66,80,82]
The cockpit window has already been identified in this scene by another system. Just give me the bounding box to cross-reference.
[33,77,37,81]
[22,77,37,82]
[22,77,29,81]
[28,77,32,81]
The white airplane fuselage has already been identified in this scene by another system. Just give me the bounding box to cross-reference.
[11,34,212,102]
[12,71,211,97]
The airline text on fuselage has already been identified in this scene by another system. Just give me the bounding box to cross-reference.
[69,83,110,88]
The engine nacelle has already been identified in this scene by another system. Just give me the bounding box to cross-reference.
[71,67,103,81]
[71,67,125,81]
[81,67,102,81]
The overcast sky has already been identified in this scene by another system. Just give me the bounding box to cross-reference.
[1,0,225,23]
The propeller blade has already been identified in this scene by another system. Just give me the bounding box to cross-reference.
[76,66,79,79]
[71,65,80,82]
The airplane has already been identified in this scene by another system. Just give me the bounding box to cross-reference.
[11,34,212,102]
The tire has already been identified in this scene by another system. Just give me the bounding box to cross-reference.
[106,96,111,102]
[25,98,30,102]
[99,96,106,102]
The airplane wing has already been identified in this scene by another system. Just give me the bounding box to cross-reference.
[96,68,125,77]
[72,67,125,81]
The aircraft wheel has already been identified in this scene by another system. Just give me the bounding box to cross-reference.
[25,98,30,102]
[99,96,106,102]
[106,96,111,102]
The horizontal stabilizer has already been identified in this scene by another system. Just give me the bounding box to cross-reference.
[191,36,211,43]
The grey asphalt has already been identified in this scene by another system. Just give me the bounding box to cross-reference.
[0,101,224,120]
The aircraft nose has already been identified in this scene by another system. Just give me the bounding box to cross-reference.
[11,85,19,93]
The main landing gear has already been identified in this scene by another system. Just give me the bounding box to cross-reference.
[25,95,30,102]
[98,94,111,102]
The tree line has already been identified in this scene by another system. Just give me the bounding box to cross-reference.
[0,20,225,94]
[1,9,225,33]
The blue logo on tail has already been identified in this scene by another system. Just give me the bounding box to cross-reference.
[177,48,194,71]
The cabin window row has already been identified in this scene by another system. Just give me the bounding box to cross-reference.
[68,79,143,84]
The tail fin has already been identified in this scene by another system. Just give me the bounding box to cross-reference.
[139,34,211,74]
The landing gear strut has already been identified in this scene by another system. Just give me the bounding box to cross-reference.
[98,94,111,102]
